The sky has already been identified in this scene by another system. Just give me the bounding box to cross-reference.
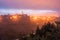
[0,0,60,16]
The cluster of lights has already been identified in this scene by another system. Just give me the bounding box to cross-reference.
[0,15,21,23]
[30,16,56,24]
[0,15,56,24]
[10,15,21,22]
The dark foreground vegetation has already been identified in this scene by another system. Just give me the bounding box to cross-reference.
[0,22,60,40]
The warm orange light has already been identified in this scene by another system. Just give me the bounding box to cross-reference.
[46,16,56,22]
[10,15,21,22]
[42,17,46,20]
[0,16,2,23]
[30,16,38,24]
[33,16,38,20]
[30,16,56,25]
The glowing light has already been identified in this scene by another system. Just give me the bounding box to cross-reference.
[33,16,38,20]
[0,16,2,23]
[12,16,17,19]
[42,17,46,20]
[10,15,21,22]
[45,16,56,23]
[30,16,38,24]
[30,16,56,24]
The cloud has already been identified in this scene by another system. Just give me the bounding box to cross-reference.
[0,9,59,17]
[0,0,60,10]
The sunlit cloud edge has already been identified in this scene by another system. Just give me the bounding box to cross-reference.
[0,9,56,14]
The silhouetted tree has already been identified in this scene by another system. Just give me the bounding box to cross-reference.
[41,22,57,40]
